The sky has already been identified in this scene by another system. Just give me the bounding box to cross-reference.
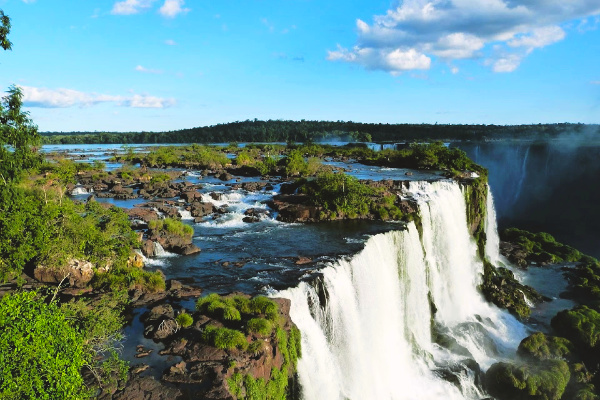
[0,0,599,132]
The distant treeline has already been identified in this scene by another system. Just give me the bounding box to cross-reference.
[40,120,600,144]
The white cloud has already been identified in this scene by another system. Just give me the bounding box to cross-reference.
[164,39,177,46]
[111,0,156,15]
[592,81,600,85]
[508,26,565,51]
[328,45,430,74]
[135,65,163,74]
[159,0,190,18]
[451,66,459,74]
[330,0,600,74]
[20,86,175,109]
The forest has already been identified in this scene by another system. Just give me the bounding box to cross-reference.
[41,120,600,144]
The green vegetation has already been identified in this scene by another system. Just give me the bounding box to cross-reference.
[195,294,301,399]
[0,291,90,399]
[148,218,194,238]
[175,312,194,328]
[296,171,404,221]
[0,183,143,283]
[518,332,573,361]
[500,228,600,301]
[501,228,586,265]
[485,360,571,400]
[551,307,600,356]
[0,85,42,184]
[246,318,273,336]
[203,325,248,350]
[125,144,230,169]
[40,119,599,145]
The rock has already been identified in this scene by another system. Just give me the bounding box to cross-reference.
[126,207,160,223]
[112,376,182,400]
[218,172,233,181]
[240,181,267,192]
[131,364,150,375]
[141,240,158,258]
[175,244,201,256]
[145,304,175,321]
[181,191,203,203]
[128,253,145,268]
[295,257,312,265]
[209,192,223,201]
[34,259,95,288]
[269,195,321,223]
[190,202,215,218]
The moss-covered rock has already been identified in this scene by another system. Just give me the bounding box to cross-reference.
[551,306,600,356]
[517,332,573,361]
[478,260,544,319]
[485,360,571,400]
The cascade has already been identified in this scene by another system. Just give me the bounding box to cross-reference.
[513,146,530,204]
[279,180,527,400]
[484,186,502,267]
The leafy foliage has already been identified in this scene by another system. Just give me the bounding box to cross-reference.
[148,218,194,238]
[175,312,194,328]
[0,291,90,399]
[0,85,41,184]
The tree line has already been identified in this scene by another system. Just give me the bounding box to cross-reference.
[41,120,599,144]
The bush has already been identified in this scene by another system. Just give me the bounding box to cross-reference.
[0,291,90,399]
[148,218,194,238]
[202,325,247,350]
[246,318,273,336]
[249,296,279,321]
[176,312,194,328]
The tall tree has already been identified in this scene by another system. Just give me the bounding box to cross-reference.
[0,10,11,51]
[0,86,41,184]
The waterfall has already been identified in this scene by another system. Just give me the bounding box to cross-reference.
[279,180,527,400]
[513,146,530,205]
[484,186,502,267]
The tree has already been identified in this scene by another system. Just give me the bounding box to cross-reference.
[0,10,11,51]
[0,291,90,399]
[0,85,41,183]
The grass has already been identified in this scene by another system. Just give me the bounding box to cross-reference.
[202,325,248,350]
[148,218,194,238]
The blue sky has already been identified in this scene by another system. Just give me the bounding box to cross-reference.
[0,0,599,132]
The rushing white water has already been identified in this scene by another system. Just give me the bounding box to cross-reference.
[279,180,527,400]
[484,186,502,267]
[198,189,278,228]
[70,186,91,195]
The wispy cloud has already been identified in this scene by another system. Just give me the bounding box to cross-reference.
[329,0,600,75]
[159,0,190,18]
[592,81,600,85]
[111,0,157,15]
[135,65,163,74]
[20,85,175,109]
[164,39,177,46]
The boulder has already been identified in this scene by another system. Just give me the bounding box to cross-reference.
[34,259,95,288]
[181,191,203,203]
[126,207,159,223]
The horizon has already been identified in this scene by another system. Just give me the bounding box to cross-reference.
[1,0,599,131]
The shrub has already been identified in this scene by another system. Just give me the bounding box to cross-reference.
[250,296,279,321]
[148,218,194,238]
[202,325,247,350]
[0,291,90,399]
[176,312,194,328]
[247,318,273,336]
